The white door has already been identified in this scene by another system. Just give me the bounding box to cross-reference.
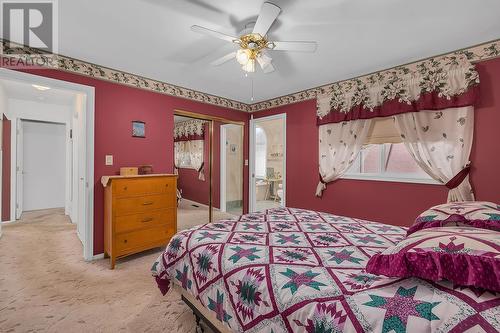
[75,95,86,240]
[22,120,66,212]
[220,124,244,215]
[15,120,23,218]
[249,114,286,213]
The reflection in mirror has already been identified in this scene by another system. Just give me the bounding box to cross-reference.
[174,115,243,232]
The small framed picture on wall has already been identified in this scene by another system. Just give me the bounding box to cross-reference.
[132,121,145,138]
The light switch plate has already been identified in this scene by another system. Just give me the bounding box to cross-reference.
[105,155,113,166]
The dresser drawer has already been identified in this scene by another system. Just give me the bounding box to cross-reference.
[115,225,174,254]
[115,194,175,216]
[113,177,175,197]
[115,209,175,233]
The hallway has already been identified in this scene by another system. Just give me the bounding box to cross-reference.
[0,209,196,332]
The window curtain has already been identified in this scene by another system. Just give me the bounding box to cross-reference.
[394,106,474,202]
[316,118,372,196]
[174,119,206,181]
[315,52,479,199]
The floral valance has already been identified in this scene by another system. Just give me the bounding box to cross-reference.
[174,119,206,142]
[316,53,480,125]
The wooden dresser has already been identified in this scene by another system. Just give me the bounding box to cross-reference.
[102,174,177,269]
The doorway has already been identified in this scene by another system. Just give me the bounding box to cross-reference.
[0,69,95,260]
[20,120,67,213]
[220,123,244,215]
[250,114,286,212]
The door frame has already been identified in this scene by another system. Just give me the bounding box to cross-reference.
[174,109,245,221]
[249,113,286,213]
[219,123,244,213]
[0,68,95,261]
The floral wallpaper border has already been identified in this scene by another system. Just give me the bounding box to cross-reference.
[1,38,499,113]
[249,39,500,112]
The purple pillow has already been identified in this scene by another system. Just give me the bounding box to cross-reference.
[408,201,500,236]
[366,227,500,292]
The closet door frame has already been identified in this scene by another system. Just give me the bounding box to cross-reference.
[174,109,245,222]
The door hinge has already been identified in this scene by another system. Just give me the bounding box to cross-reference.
[70,129,73,139]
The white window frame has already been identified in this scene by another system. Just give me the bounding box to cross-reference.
[342,143,442,185]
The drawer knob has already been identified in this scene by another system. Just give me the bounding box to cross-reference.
[142,217,153,223]
[123,186,128,190]
[124,239,128,243]
[142,201,154,206]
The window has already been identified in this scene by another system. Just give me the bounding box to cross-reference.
[344,142,438,184]
[255,127,267,178]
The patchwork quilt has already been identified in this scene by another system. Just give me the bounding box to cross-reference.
[152,207,500,333]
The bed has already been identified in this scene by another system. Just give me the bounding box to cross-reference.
[152,207,500,332]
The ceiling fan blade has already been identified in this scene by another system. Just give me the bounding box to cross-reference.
[270,41,317,52]
[191,25,237,43]
[256,53,275,73]
[252,2,281,36]
[211,51,236,66]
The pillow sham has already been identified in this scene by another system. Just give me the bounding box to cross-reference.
[408,201,500,236]
[366,227,500,292]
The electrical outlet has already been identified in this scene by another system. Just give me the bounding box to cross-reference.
[105,155,113,166]
[244,159,249,166]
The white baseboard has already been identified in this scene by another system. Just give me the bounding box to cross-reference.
[92,253,104,260]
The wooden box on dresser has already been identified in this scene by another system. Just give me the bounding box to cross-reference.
[101,174,177,269]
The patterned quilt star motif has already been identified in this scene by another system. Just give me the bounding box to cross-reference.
[228,246,262,264]
[308,232,350,247]
[272,247,319,266]
[190,230,230,246]
[175,264,193,291]
[226,266,276,329]
[235,222,267,232]
[345,233,388,247]
[270,232,308,247]
[315,246,368,268]
[363,286,440,333]
[189,244,222,290]
[269,221,300,232]
[228,232,267,245]
[301,222,336,232]
[207,290,232,326]
[280,268,327,295]
[267,214,296,222]
[291,302,348,332]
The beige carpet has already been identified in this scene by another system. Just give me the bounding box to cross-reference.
[177,199,236,230]
[0,208,219,333]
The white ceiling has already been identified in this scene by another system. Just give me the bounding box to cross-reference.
[58,0,500,104]
[0,79,77,105]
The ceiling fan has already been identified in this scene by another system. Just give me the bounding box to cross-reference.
[191,2,318,74]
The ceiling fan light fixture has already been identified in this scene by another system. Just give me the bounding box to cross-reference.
[236,49,251,65]
[242,59,255,73]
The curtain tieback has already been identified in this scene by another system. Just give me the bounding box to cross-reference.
[197,162,204,173]
[319,174,327,184]
[445,165,471,189]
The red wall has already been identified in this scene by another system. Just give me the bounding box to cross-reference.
[254,57,500,227]
[4,67,249,255]
[2,115,11,221]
